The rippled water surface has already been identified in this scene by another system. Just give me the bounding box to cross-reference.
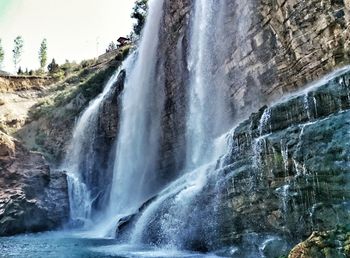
[0,232,223,258]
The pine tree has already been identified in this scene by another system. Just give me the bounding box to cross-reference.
[39,39,48,70]
[131,0,148,36]
[47,58,59,74]
[17,66,23,75]
[107,41,116,52]
[13,36,24,70]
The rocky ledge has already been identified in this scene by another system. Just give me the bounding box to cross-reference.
[0,132,68,236]
[212,67,350,255]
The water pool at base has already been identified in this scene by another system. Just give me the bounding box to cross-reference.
[0,232,223,258]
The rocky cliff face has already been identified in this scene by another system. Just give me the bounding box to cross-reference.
[155,0,350,182]
[106,1,350,254]
[211,68,350,255]
[115,67,350,256]
[80,69,125,211]
[224,0,350,112]
[155,0,191,184]
[0,132,68,236]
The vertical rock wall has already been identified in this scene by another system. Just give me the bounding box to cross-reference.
[156,0,350,181]
[156,0,192,183]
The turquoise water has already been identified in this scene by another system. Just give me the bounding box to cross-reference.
[0,232,223,258]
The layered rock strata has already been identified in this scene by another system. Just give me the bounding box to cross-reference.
[213,68,350,254]
[155,0,350,183]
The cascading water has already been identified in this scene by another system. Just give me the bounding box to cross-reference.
[109,0,165,212]
[63,72,120,226]
[186,0,227,168]
[65,0,251,247]
[127,0,236,249]
[92,0,166,236]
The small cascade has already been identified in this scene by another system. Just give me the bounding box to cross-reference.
[63,72,120,226]
[258,108,272,136]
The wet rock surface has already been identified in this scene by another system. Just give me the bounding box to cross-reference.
[156,0,192,184]
[0,133,68,236]
[213,69,350,252]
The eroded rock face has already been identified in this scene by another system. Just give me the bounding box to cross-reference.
[103,1,350,252]
[0,133,68,236]
[155,0,350,184]
[212,69,350,253]
[156,0,192,184]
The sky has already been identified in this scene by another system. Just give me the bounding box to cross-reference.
[0,0,135,73]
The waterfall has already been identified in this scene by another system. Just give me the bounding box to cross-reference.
[93,0,166,236]
[108,0,165,212]
[186,0,232,169]
[63,72,120,226]
[127,0,236,249]
[65,0,250,247]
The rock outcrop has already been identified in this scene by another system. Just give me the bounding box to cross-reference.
[288,226,350,258]
[211,68,350,254]
[210,0,350,118]
[0,132,68,236]
[156,0,191,184]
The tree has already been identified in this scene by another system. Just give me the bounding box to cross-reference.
[13,36,24,70]
[47,58,59,74]
[0,39,4,69]
[39,39,48,70]
[131,0,148,36]
[106,41,116,52]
